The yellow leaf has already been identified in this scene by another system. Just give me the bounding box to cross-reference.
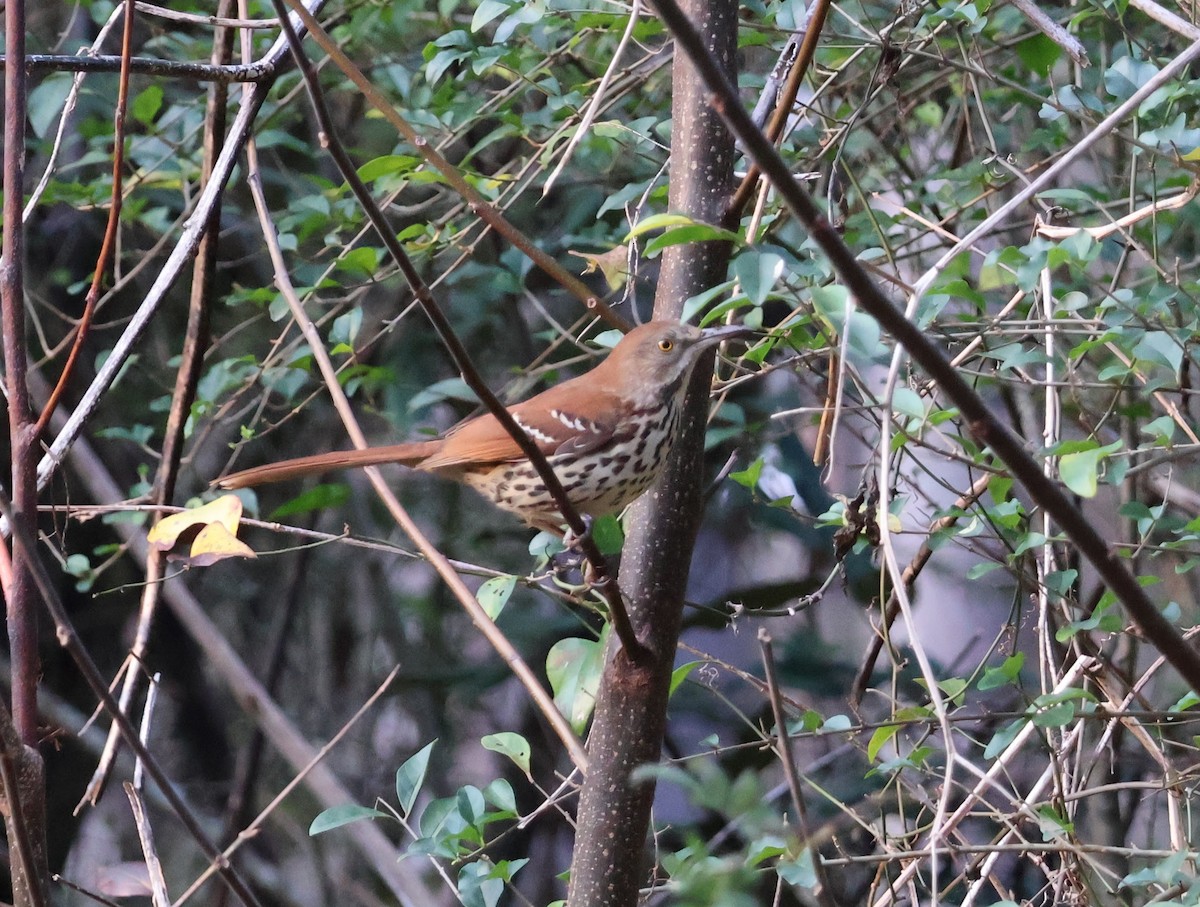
[187,522,256,566]
[148,495,255,564]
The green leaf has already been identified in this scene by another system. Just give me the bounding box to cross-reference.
[1170,690,1200,713]
[890,387,926,421]
[984,718,1026,759]
[733,250,784,306]
[1016,33,1061,74]
[546,631,607,733]
[1055,598,1122,641]
[777,848,817,888]
[938,677,968,705]
[644,224,740,257]
[481,732,531,774]
[867,724,901,762]
[131,85,164,126]
[482,778,518,815]
[477,575,517,620]
[670,661,701,696]
[29,73,74,139]
[821,714,852,732]
[1032,700,1076,727]
[625,213,716,239]
[472,0,512,31]
[730,458,763,489]
[1132,331,1183,373]
[746,834,788,867]
[978,653,1024,690]
[458,859,505,907]
[396,740,438,817]
[337,247,380,277]
[457,785,486,825]
[309,803,388,835]
[330,309,362,347]
[1059,447,1105,497]
[810,285,883,364]
[407,377,479,411]
[966,561,1004,579]
[591,513,625,555]
[357,154,422,182]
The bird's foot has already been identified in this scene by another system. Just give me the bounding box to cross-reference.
[549,546,586,581]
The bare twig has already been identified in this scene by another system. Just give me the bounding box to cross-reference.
[36,0,137,436]
[45,405,432,904]
[758,630,836,907]
[851,474,994,707]
[1005,0,1089,66]
[726,0,831,222]
[124,785,171,907]
[0,702,47,907]
[12,54,275,82]
[174,667,403,905]
[0,0,326,524]
[78,0,243,808]
[543,0,642,196]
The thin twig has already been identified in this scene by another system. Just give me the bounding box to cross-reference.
[123,785,172,907]
[127,684,169,906]
[1005,0,1089,66]
[10,0,329,516]
[543,0,642,196]
[77,0,243,809]
[726,0,831,223]
[12,54,275,82]
[43,403,432,904]
[758,630,837,907]
[851,474,993,707]
[36,0,137,436]
[0,702,46,907]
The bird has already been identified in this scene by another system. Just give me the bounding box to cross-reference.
[216,320,755,533]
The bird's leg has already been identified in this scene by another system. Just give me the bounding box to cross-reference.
[561,514,594,551]
[545,515,595,587]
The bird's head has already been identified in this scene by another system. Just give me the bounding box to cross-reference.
[606,320,756,405]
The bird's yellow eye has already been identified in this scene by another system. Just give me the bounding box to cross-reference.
[658,339,674,352]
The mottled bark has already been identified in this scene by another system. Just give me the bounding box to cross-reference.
[565,0,738,902]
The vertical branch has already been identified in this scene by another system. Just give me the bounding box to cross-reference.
[566,0,739,902]
[2,1,52,902]
[3,0,38,748]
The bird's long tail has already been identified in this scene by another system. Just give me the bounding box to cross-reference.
[215,441,442,489]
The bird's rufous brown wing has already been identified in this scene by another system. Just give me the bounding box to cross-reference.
[416,384,625,471]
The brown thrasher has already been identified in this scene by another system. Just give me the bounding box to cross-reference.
[216,321,753,532]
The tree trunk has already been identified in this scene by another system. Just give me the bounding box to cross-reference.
[566,0,738,902]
